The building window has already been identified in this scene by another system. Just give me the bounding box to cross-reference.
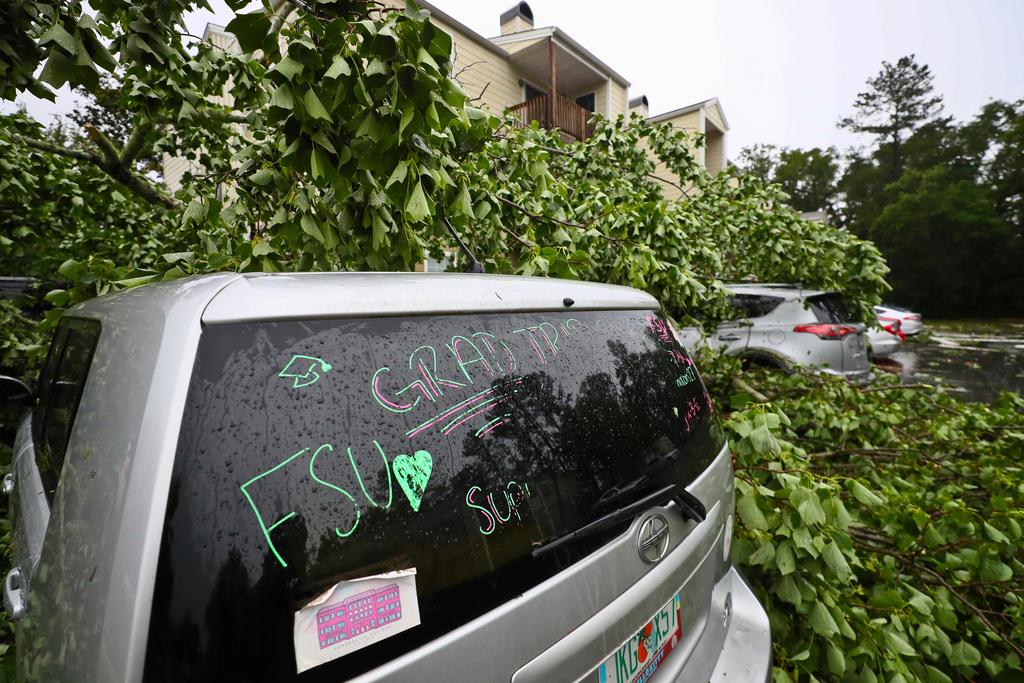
[575,92,595,113]
[525,83,545,101]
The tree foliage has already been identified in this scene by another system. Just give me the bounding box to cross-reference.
[713,359,1024,681]
[838,55,944,179]
[735,144,841,217]
[0,1,889,326]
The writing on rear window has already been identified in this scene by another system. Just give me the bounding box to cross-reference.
[240,442,435,568]
[465,480,533,535]
[147,310,723,681]
[370,317,584,437]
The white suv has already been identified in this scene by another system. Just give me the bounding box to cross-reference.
[683,284,872,381]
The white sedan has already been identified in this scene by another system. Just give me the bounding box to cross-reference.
[875,304,923,336]
[866,318,904,357]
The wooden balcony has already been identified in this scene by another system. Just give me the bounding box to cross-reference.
[508,93,595,141]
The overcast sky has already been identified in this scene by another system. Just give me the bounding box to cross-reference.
[8,0,1024,160]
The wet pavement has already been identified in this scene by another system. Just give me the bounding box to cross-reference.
[874,320,1024,403]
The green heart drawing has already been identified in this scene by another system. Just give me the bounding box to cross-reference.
[392,450,433,512]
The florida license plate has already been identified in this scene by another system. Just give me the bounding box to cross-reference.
[592,591,683,683]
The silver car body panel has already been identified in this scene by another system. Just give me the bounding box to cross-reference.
[10,272,766,683]
[13,273,242,682]
[202,272,658,323]
[10,413,48,578]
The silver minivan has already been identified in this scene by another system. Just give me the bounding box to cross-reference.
[3,273,770,682]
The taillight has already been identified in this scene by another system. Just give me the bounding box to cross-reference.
[907,314,921,321]
[882,321,906,342]
[793,323,859,340]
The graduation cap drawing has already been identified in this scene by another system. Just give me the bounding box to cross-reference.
[279,355,333,389]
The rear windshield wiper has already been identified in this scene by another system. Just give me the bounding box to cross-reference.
[531,483,706,559]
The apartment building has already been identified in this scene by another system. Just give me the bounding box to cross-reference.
[403,1,729,182]
[165,1,729,196]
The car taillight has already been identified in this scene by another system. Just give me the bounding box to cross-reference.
[793,323,859,340]
[907,314,921,320]
[882,321,906,342]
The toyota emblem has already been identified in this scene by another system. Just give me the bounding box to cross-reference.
[637,513,671,564]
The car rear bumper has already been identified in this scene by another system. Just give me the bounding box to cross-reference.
[707,568,772,682]
[654,566,772,683]
[869,337,901,357]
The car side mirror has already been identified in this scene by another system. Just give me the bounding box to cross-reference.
[0,376,33,408]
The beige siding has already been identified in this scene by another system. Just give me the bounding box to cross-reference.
[704,102,726,133]
[647,110,705,199]
[592,81,609,117]
[705,129,726,175]
[501,36,544,55]
[500,17,533,35]
[438,20,521,111]
[609,81,627,119]
[162,154,192,193]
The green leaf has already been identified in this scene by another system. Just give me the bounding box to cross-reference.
[979,559,1012,582]
[884,630,917,657]
[826,643,846,676]
[451,183,472,217]
[224,11,272,53]
[371,211,390,250]
[114,274,158,288]
[416,46,439,71]
[39,50,77,88]
[822,541,852,581]
[273,56,304,82]
[982,521,1009,544]
[39,23,78,54]
[398,105,416,139]
[848,479,884,506]
[808,601,839,637]
[44,289,69,306]
[300,215,325,244]
[57,259,82,278]
[404,180,430,222]
[251,239,275,257]
[386,161,408,189]
[948,640,981,666]
[303,88,332,121]
[250,168,276,186]
[310,147,331,180]
[774,540,795,575]
[269,84,295,110]
[324,55,351,79]
[736,494,768,531]
[775,575,802,608]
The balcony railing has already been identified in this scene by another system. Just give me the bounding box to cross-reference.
[508,93,595,141]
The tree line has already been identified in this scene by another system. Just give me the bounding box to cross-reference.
[737,56,1024,318]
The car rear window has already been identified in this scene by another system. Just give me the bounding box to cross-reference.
[808,293,856,323]
[144,309,723,682]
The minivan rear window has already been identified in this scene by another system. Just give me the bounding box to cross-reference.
[144,310,723,682]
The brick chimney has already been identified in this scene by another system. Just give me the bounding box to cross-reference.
[500,2,534,35]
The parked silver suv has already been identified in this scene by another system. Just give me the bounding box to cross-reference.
[682,284,871,382]
[3,273,769,683]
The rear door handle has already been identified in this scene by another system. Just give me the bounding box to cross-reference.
[4,567,26,621]
[718,334,741,341]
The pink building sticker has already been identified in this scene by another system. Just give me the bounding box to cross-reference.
[293,568,420,673]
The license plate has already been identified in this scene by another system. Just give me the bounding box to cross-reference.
[592,591,683,683]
